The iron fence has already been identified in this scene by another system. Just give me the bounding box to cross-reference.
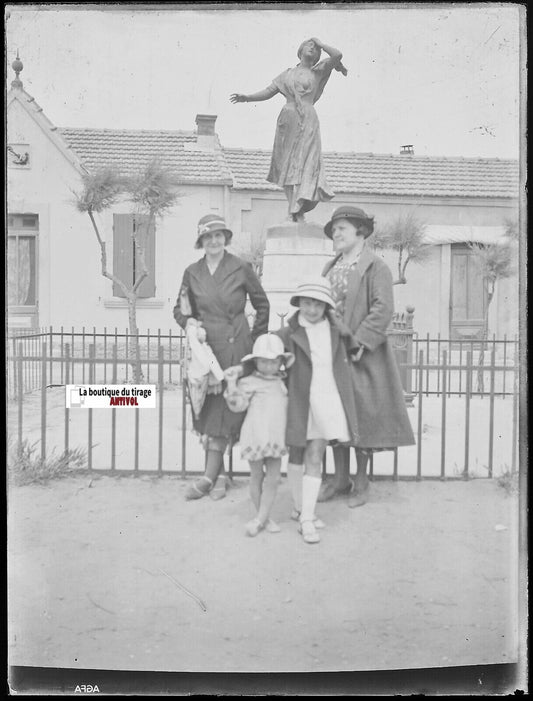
[6,327,187,399]
[7,339,519,481]
[412,333,518,397]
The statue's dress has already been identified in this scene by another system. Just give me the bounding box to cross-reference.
[267,59,335,215]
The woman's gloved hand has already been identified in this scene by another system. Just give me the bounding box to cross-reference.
[350,346,365,363]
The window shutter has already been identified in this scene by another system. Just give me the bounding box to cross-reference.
[113,214,134,297]
[134,215,156,298]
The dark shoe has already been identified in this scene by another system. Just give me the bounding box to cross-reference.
[185,476,213,501]
[317,478,354,503]
[348,482,369,508]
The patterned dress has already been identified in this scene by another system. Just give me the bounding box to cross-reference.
[326,257,359,318]
[224,372,288,461]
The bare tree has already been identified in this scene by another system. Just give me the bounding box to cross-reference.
[469,236,516,392]
[371,210,432,284]
[230,237,265,278]
[75,160,180,381]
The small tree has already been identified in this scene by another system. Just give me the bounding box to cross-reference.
[371,210,432,285]
[75,160,180,381]
[469,237,516,391]
[230,237,265,278]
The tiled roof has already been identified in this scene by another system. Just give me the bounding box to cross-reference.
[58,126,519,198]
[60,128,233,184]
[223,148,519,199]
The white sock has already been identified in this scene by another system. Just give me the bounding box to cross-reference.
[287,463,303,512]
[300,475,322,523]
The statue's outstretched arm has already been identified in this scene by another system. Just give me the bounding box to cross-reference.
[230,84,279,104]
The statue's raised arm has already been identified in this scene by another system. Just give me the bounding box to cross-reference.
[231,38,347,222]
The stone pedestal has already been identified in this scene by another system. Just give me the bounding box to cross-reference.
[261,222,334,329]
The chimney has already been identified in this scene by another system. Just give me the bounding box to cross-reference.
[195,114,218,149]
[400,144,414,155]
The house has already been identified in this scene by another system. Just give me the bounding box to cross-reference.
[7,58,519,340]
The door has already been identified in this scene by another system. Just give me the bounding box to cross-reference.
[7,214,39,328]
[450,243,487,341]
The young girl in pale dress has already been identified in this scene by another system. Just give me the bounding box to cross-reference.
[277,276,360,544]
[224,334,294,537]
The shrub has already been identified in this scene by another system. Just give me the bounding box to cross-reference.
[8,440,88,487]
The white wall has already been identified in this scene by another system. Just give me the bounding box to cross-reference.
[8,97,228,332]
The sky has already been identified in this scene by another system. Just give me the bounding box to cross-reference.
[5,3,523,159]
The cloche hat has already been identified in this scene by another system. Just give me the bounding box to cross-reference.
[324,205,375,239]
[289,275,336,309]
[195,214,233,249]
[241,333,295,368]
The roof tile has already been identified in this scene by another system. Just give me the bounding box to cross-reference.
[60,128,233,184]
[224,148,519,198]
[59,128,519,198]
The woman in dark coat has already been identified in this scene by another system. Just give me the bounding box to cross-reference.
[173,214,270,500]
[318,206,415,507]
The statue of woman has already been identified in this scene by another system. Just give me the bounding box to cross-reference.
[231,38,347,223]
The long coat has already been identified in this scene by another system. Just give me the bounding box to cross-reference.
[323,249,415,448]
[174,251,270,439]
[277,313,359,449]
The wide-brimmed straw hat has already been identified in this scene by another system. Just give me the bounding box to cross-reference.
[289,275,336,309]
[324,205,375,239]
[195,214,233,249]
[241,333,295,368]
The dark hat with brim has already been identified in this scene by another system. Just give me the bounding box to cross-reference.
[195,214,233,249]
[324,206,375,239]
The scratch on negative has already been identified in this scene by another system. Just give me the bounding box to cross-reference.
[86,593,116,615]
[158,568,207,612]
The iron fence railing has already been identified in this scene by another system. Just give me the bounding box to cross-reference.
[7,340,519,481]
[412,333,518,397]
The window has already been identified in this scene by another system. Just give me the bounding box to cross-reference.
[7,214,38,307]
[112,214,156,298]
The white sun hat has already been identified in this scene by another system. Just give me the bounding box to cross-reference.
[241,333,295,368]
[289,275,336,309]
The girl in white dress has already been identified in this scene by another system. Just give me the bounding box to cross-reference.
[277,276,360,544]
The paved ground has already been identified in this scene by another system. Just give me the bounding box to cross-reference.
[8,472,520,674]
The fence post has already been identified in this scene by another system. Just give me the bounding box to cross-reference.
[416,350,423,480]
[511,341,518,473]
[440,350,447,480]
[404,306,415,406]
[463,350,472,479]
[488,347,496,478]
[111,345,117,473]
[65,344,70,457]
[41,342,47,464]
[17,342,23,457]
[134,405,140,476]
[158,344,164,475]
[49,325,53,387]
[181,369,187,480]
[87,344,94,471]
